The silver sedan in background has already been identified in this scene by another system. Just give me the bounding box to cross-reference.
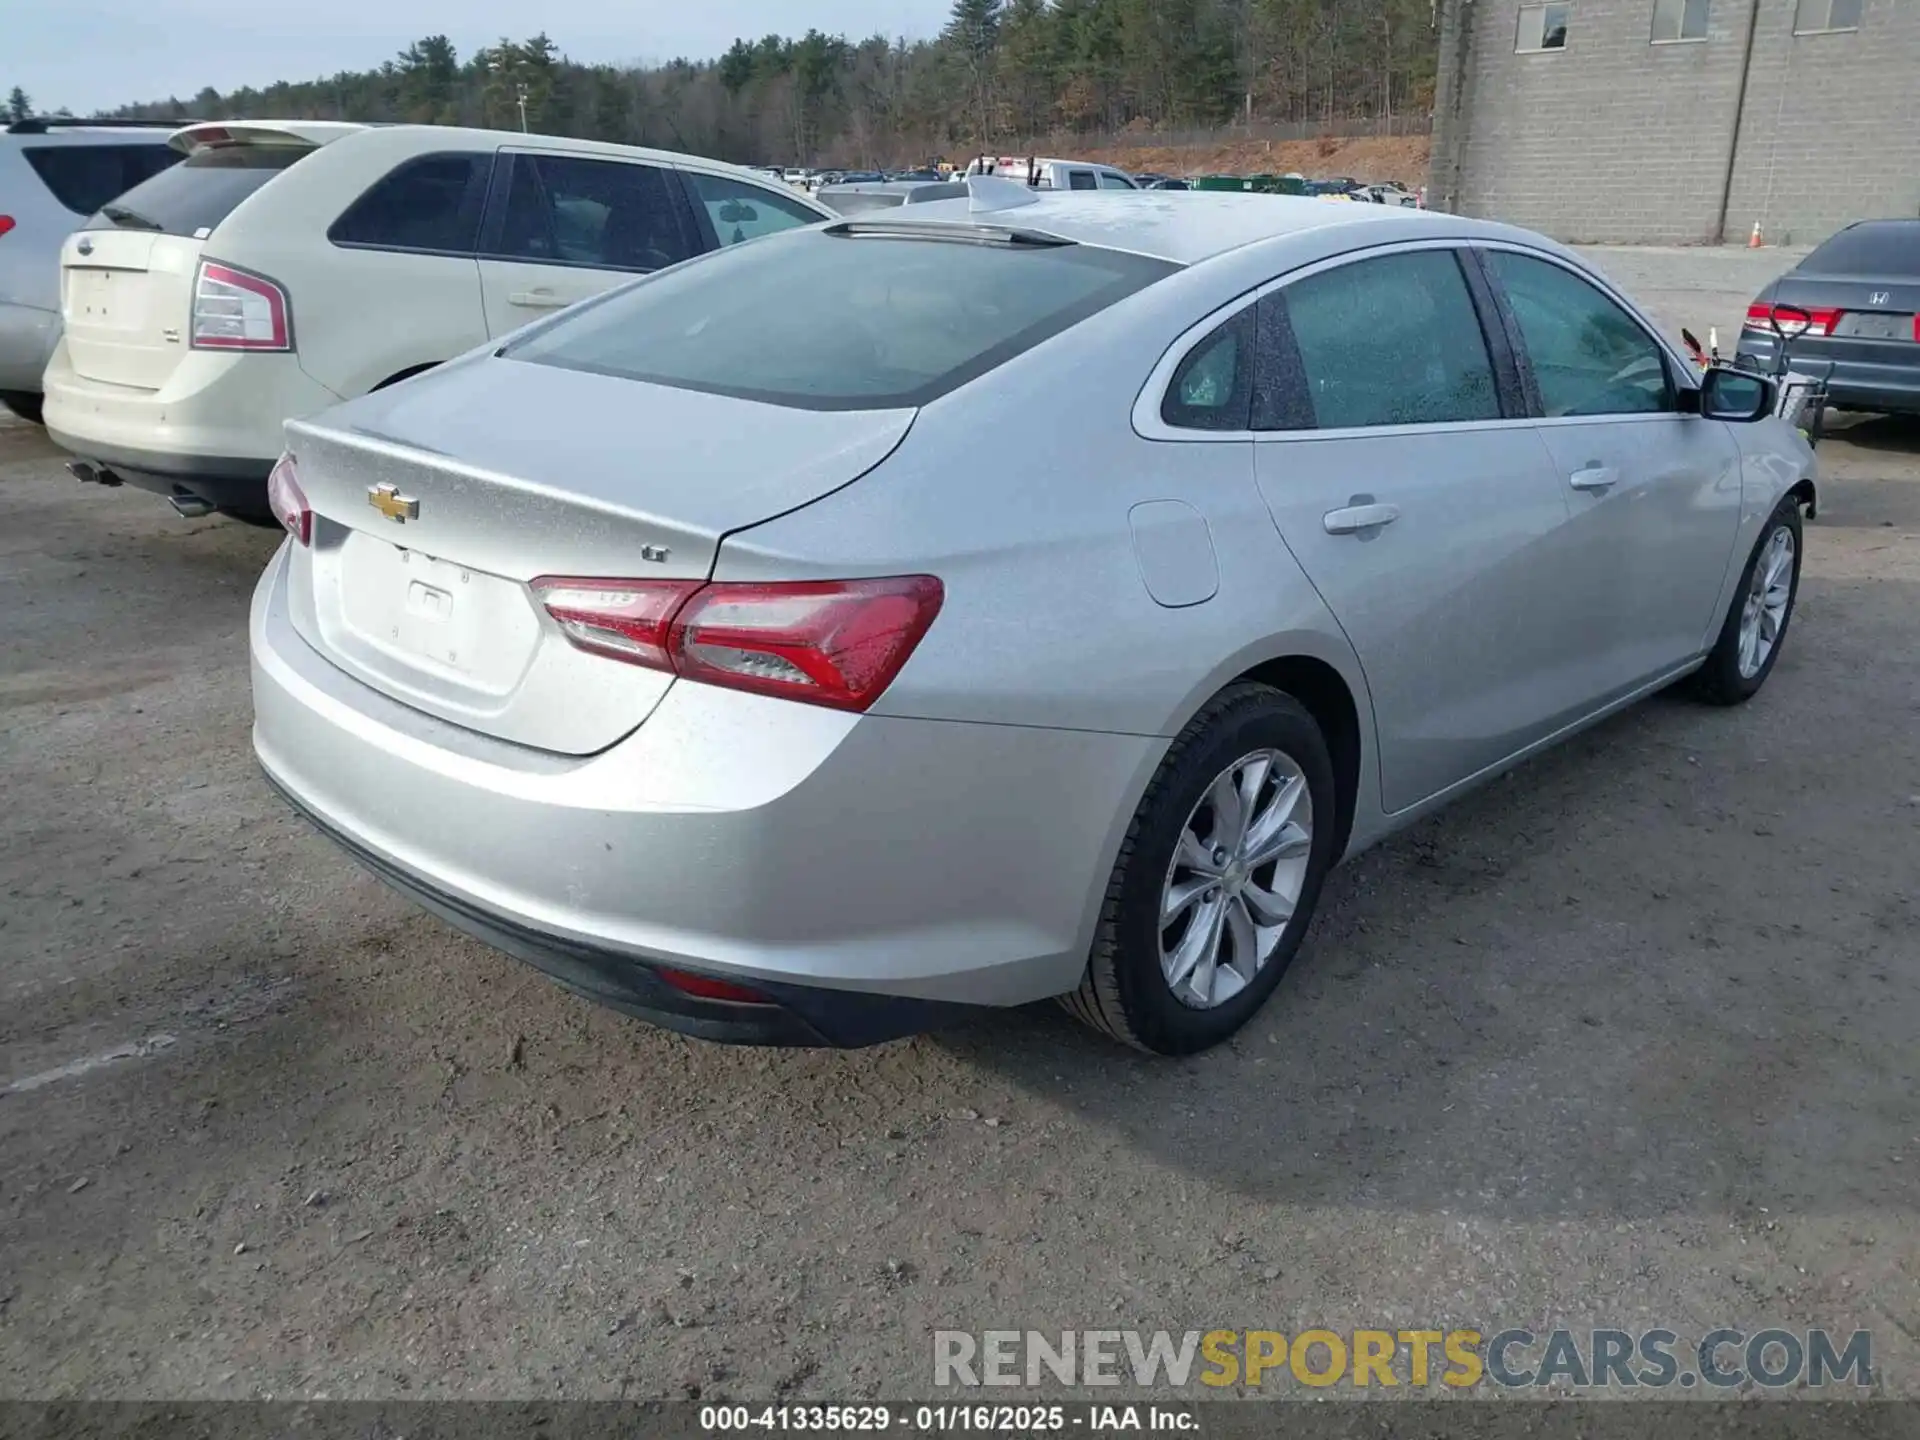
[250,182,1815,1055]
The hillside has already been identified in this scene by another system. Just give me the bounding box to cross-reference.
[1080,132,1432,187]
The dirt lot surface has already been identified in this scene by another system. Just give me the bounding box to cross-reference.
[3,246,1919,1404]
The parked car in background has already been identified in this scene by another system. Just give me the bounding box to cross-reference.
[1144,177,1191,191]
[43,121,831,520]
[888,168,944,183]
[252,181,1814,1056]
[963,156,1138,191]
[1361,183,1418,208]
[1738,219,1920,417]
[0,118,183,424]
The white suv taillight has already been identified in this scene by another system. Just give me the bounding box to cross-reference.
[266,453,310,544]
[530,575,944,713]
[191,260,293,351]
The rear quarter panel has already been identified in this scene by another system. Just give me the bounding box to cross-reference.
[206,131,489,400]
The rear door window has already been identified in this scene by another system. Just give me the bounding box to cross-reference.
[83,143,312,237]
[1066,170,1098,191]
[1483,249,1673,416]
[23,142,180,216]
[506,228,1176,410]
[329,152,492,254]
[489,154,697,272]
[684,171,823,247]
[1272,249,1502,429]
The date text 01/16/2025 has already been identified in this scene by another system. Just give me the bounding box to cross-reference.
[699,1404,1197,1432]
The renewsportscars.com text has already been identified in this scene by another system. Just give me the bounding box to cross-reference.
[932,1328,1874,1390]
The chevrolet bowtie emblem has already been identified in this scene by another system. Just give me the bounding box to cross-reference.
[367,483,419,523]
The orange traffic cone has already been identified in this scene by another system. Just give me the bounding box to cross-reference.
[1748,221,1764,249]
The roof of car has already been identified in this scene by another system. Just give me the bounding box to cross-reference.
[155,121,827,199]
[879,189,1452,265]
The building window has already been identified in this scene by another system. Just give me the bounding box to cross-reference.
[1516,3,1572,51]
[1652,0,1710,43]
[1794,0,1862,34]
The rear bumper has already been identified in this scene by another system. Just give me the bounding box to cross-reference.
[266,772,981,1047]
[1738,331,1920,414]
[250,545,1158,1035]
[0,301,60,394]
[41,342,342,510]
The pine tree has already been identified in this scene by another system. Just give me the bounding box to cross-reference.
[6,87,31,123]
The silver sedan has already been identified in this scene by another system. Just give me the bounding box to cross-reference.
[250,181,1815,1054]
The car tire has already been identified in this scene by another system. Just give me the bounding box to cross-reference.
[0,391,44,426]
[1063,682,1338,1056]
[1688,495,1803,706]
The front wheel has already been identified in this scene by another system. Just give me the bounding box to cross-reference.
[1063,683,1339,1056]
[1689,496,1802,705]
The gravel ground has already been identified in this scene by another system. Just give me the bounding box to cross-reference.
[2,247,1918,1403]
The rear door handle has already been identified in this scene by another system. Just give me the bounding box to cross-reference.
[508,290,569,309]
[1322,502,1401,535]
[1570,464,1618,491]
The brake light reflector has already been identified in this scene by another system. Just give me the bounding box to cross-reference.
[191,260,292,351]
[531,574,944,712]
[266,453,310,545]
[655,967,774,1005]
[1745,303,1840,337]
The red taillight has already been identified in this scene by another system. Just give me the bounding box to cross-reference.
[529,577,702,669]
[655,967,774,1005]
[266,453,310,545]
[191,260,292,351]
[530,573,944,713]
[671,576,945,711]
[0,216,14,239]
[1745,303,1840,337]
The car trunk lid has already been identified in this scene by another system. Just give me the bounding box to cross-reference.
[281,356,916,755]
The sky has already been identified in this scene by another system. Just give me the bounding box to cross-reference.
[9,0,954,116]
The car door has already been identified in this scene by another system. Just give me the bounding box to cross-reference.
[1250,244,1589,815]
[475,150,701,338]
[1478,246,1742,694]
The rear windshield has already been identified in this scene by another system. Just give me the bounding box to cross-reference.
[506,226,1176,410]
[23,142,180,216]
[1800,221,1920,277]
[83,143,313,237]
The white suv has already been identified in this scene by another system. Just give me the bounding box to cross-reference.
[42,121,833,519]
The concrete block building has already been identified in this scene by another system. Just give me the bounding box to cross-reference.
[1428,0,1920,245]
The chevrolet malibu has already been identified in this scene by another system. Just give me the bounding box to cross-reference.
[251,182,1815,1055]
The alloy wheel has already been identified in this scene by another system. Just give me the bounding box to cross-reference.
[1737,525,1795,680]
[1158,748,1314,1010]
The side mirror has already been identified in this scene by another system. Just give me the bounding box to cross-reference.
[1700,366,1774,423]
[1770,304,1814,342]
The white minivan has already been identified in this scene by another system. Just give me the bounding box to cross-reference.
[42,122,833,519]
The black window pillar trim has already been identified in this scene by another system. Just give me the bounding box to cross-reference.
[1460,245,1544,418]
[1251,291,1316,432]
[1457,245,1537,419]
